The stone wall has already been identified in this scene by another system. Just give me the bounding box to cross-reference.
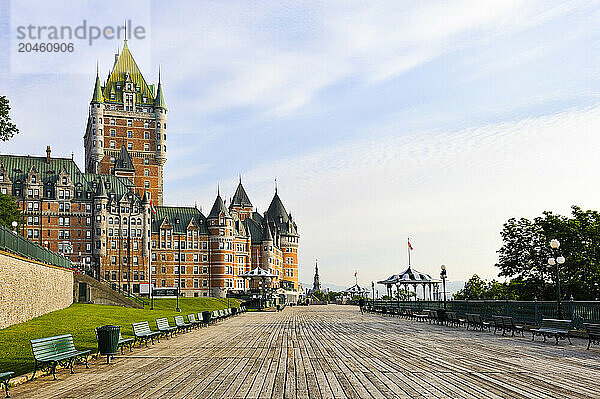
[0,251,73,329]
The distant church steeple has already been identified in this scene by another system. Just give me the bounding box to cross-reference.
[313,259,321,292]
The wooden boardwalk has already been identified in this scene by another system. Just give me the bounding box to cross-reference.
[11,305,600,398]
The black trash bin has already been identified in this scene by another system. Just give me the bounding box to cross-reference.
[437,309,447,325]
[202,310,212,325]
[231,307,238,316]
[96,325,120,364]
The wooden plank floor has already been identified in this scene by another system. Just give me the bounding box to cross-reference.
[10,305,600,398]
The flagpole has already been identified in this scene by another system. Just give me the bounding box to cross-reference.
[408,237,411,267]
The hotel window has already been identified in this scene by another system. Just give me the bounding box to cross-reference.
[144,122,149,128]
[144,158,149,165]
[110,129,116,137]
[127,120,132,127]
[110,118,115,125]
[144,169,149,177]
[144,131,150,139]
[145,181,150,189]
[161,280,166,287]
[127,143,132,150]
[127,131,133,138]
[144,143,150,151]
[110,141,115,149]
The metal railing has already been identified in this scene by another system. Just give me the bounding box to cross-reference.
[97,276,148,308]
[0,224,71,269]
[371,299,600,329]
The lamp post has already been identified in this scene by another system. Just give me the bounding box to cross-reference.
[175,216,181,312]
[11,221,17,234]
[548,239,565,319]
[371,281,375,307]
[440,265,447,309]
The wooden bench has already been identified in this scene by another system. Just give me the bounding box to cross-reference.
[501,316,524,337]
[531,319,572,345]
[174,315,192,332]
[187,314,200,328]
[212,310,220,322]
[585,323,600,350]
[156,318,177,338]
[30,334,90,380]
[465,314,490,331]
[94,327,134,355]
[445,312,465,327]
[132,321,161,347]
[0,371,13,398]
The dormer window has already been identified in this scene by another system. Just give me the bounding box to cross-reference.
[0,175,3,182]
[62,177,67,184]
[110,94,115,100]
[32,176,36,183]
[142,97,147,103]
[116,84,121,90]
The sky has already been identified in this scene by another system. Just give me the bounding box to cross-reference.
[1,1,599,289]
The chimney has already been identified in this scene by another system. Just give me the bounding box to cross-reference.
[46,146,51,164]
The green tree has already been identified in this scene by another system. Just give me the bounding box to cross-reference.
[0,193,22,229]
[496,206,600,300]
[0,96,19,142]
[453,274,488,299]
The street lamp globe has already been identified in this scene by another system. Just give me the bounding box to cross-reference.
[550,239,560,249]
[556,256,565,264]
[548,258,556,266]
[11,221,17,229]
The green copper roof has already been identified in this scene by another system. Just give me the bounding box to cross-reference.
[208,194,231,219]
[154,81,166,110]
[102,41,155,105]
[114,145,135,172]
[91,75,104,103]
[84,173,134,201]
[231,181,252,208]
[0,154,90,191]
[151,206,208,235]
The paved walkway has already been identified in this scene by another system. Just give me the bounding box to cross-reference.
[11,305,600,398]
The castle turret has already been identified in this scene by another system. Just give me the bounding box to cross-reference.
[86,72,106,173]
[154,69,167,205]
[93,179,109,260]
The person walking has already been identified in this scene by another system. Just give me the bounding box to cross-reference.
[359,297,365,314]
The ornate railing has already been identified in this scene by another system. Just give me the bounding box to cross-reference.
[371,299,600,329]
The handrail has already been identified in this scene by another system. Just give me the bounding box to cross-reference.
[97,276,148,307]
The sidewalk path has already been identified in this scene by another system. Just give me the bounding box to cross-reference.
[10,305,600,398]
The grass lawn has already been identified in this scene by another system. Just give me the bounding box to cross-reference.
[0,297,240,377]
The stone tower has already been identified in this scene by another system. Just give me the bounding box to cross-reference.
[84,40,167,205]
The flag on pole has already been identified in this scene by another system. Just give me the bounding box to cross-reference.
[150,199,157,215]
[408,239,413,250]
[354,271,357,277]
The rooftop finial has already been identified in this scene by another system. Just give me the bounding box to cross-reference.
[217,184,220,196]
[124,19,127,42]
[239,174,242,184]
[96,61,99,78]
[274,177,277,194]
[158,65,161,83]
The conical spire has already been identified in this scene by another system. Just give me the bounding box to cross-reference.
[154,67,166,110]
[95,179,108,198]
[114,144,135,172]
[231,178,252,208]
[208,193,231,219]
[262,222,273,242]
[91,68,104,104]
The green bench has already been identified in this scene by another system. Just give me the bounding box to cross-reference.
[585,323,600,350]
[174,315,192,332]
[30,334,90,380]
[0,371,13,398]
[187,314,201,329]
[132,321,161,347]
[156,318,177,338]
[445,311,465,327]
[531,319,572,345]
[492,316,524,337]
[465,313,491,331]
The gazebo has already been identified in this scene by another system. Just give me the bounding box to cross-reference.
[239,267,277,308]
[342,283,369,299]
[377,266,440,300]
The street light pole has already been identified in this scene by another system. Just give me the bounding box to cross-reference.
[548,239,565,319]
[440,265,447,310]
[371,281,375,307]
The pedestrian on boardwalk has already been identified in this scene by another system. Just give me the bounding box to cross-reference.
[359,297,365,314]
